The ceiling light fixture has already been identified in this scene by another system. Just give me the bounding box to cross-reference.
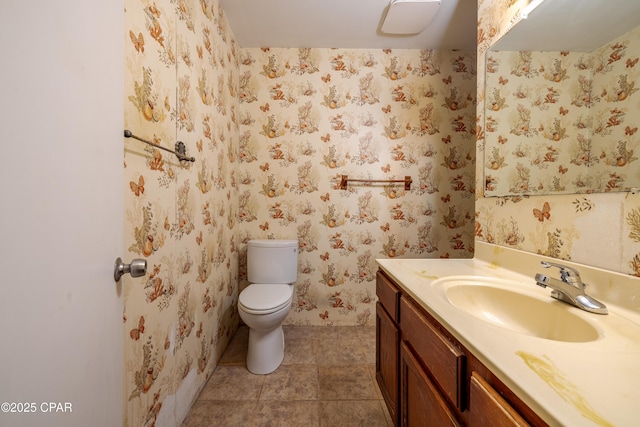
[380,0,442,35]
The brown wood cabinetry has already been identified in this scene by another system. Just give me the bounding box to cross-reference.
[376,271,400,425]
[469,372,529,427]
[375,269,547,427]
[400,341,462,426]
[401,297,465,411]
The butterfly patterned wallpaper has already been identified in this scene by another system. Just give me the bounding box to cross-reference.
[476,0,640,276]
[236,47,477,326]
[123,0,475,425]
[484,25,640,196]
[124,0,240,425]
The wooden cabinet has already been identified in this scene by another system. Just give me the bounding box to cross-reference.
[400,341,462,427]
[376,271,400,425]
[401,297,465,411]
[469,372,528,427]
[376,269,547,427]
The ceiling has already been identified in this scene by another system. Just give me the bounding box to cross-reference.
[492,0,640,52]
[219,0,477,50]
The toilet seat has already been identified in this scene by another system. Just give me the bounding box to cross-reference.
[239,284,292,315]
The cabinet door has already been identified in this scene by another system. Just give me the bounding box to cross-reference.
[470,372,529,427]
[401,297,465,410]
[376,302,399,426]
[400,342,462,427]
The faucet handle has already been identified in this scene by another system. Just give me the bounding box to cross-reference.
[540,261,582,286]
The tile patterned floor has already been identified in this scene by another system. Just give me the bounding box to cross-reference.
[182,325,393,427]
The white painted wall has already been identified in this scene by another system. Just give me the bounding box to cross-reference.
[0,1,124,426]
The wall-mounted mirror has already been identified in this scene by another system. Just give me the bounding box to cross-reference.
[483,0,640,196]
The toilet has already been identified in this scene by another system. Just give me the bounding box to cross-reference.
[238,239,298,374]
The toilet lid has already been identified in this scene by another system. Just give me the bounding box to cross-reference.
[239,284,292,313]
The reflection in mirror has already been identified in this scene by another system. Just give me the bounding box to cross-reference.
[483,0,640,196]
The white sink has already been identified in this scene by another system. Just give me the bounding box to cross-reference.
[432,276,601,342]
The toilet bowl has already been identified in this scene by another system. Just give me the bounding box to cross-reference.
[238,283,293,374]
[238,239,298,374]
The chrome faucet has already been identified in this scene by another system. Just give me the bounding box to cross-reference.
[534,261,608,315]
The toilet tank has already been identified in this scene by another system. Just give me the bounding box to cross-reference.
[247,239,299,284]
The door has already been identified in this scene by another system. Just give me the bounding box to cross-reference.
[0,2,124,427]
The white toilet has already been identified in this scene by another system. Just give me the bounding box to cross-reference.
[238,239,298,374]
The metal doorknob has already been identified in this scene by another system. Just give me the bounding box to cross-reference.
[114,257,147,282]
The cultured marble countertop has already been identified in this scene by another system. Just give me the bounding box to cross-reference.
[377,241,640,427]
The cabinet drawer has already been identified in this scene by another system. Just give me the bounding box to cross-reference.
[377,270,400,322]
[470,372,529,427]
[400,297,465,410]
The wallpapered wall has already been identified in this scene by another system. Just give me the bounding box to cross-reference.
[123,0,476,425]
[484,26,640,196]
[124,0,240,425]
[119,0,640,425]
[476,0,640,274]
[236,47,477,326]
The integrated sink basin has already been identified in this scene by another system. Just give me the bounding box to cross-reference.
[432,276,601,343]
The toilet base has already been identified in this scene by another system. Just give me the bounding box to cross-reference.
[246,324,285,374]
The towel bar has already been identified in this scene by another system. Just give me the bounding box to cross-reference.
[124,129,195,162]
[339,175,412,190]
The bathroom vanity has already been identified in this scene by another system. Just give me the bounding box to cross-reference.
[376,242,640,426]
